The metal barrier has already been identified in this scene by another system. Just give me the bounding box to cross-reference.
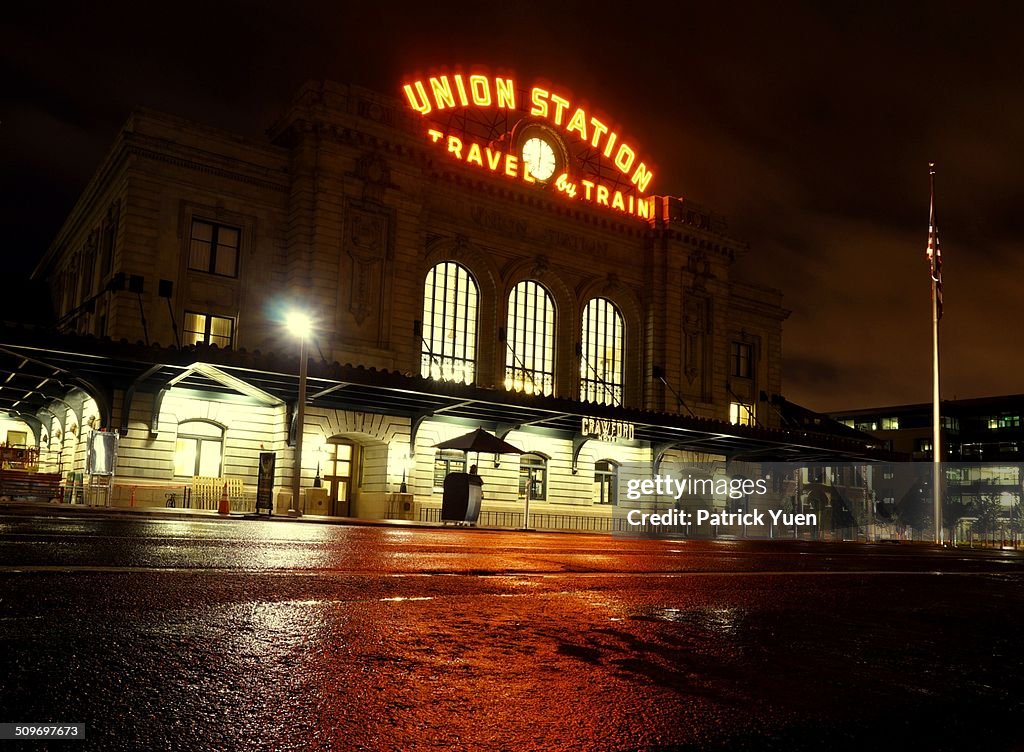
[418,506,753,535]
[420,507,628,532]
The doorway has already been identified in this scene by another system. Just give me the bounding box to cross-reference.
[324,439,358,517]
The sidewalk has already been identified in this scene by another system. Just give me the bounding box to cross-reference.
[0,499,442,529]
[0,500,602,536]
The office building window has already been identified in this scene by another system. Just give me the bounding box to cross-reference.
[505,281,555,396]
[421,262,478,385]
[593,460,618,505]
[580,298,624,406]
[189,219,240,277]
[518,453,547,501]
[174,420,223,477]
[880,417,900,430]
[184,312,235,348]
[731,342,753,378]
[988,414,1021,429]
[730,401,755,427]
[433,449,466,490]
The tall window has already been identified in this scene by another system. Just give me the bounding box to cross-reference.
[580,298,624,406]
[593,460,618,505]
[101,217,116,277]
[730,401,755,427]
[184,312,234,348]
[518,453,547,500]
[189,219,240,277]
[174,421,223,477]
[505,281,555,396]
[421,262,478,385]
[731,342,753,378]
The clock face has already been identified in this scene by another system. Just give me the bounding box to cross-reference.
[522,137,557,181]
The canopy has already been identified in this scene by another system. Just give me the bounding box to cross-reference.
[433,428,523,456]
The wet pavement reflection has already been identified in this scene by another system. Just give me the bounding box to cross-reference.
[1,515,1023,750]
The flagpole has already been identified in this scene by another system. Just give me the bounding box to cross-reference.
[929,163,943,545]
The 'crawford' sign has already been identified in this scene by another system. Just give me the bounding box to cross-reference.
[581,417,635,442]
[402,71,656,220]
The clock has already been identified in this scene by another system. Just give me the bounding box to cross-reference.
[522,136,558,181]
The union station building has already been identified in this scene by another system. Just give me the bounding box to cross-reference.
[0,74,884,528]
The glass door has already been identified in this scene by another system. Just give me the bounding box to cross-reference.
[325,440,355,516]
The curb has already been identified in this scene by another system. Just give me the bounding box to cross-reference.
[0,501,593,535]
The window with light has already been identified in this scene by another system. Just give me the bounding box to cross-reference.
[580,298,624,406]
[174,421,224,477]
[433,449,466,491]
[184,312,234,348]
[593,460,618,505]
[730,401,755,427]
[518,453,547,501]
[421,262,478,385]
[505,281,555,396]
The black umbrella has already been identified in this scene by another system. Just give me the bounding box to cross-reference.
[433,428,523,466]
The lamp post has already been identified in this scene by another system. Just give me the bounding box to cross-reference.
[286,310,312,517]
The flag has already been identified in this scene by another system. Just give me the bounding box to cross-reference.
[926,162,943,320]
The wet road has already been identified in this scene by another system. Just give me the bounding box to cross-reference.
[2,516,1023,751]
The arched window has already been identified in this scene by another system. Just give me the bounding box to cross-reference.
[593,460,618,505]
[505,281,555,396]
[580,298,624,406]
[174,420,224,477]
[518,453,547,501]
[421,262,478,385]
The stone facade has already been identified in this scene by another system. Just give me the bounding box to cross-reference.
[27,80,796,523]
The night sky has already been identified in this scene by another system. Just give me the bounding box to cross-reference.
[3,2,1022,413]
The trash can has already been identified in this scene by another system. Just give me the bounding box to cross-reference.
[441,472,483,524]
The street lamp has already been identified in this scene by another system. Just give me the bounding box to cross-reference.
[286,310,312,516]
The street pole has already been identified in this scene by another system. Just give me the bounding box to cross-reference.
[522,473,531,531]
[290,333,308,516]
[929,164,943,545]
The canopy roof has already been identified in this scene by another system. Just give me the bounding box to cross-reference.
[0,325,892,463]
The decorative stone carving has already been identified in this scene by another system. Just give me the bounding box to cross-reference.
[344,205,389,325]
[354,152,391,202]
[602,272,620,295]
[531,254,549,279]
[452,234,470,260]
[687,251,715,290]
[682,293,712,400]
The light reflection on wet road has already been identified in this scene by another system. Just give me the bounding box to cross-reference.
[2,515,1023,751]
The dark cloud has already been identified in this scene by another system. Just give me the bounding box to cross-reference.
[3,1,1022,410]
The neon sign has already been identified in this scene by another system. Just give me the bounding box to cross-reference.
[402,72,656,220]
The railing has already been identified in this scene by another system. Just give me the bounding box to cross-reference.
[419,507,670,533]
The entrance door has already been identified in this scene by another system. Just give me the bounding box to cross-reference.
[324,439,356,517]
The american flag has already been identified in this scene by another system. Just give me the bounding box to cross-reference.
[927,162,943,320]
